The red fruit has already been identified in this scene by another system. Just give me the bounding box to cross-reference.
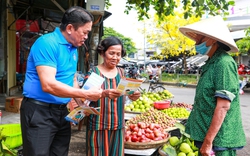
[154,124,160,129]
[141,129,145,135]
[154,136,163,141]
[145,128,153,133]
[149,123,155,130]
[140,134,146,140]
[131,135,139,142]
[153,130,162,137]
[125,130,132,136]
[138,122,147,129]
[148,132,155,140]
[129,124,136,130]
[126,136,132,142]
[137,129,142,137]
[133,126,139,132]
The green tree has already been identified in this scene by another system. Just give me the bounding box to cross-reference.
[105,0,235,21]
[145,12,200,74]
[102,27,137,55]
[235,27,250,56]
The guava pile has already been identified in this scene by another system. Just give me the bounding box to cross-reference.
[160,123,199,156]
[161,136,199,156]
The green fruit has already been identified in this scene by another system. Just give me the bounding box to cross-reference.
[124,106,131,111]
[180,143,192,154]
[187,152,196,156]
[178,152,186,156]
[169,136,179,146]
[129,104,134,109]
[194,151,199,156]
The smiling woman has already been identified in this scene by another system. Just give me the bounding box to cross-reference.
[84,36,141,156]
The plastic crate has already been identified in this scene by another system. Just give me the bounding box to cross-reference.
[0,123,22,149]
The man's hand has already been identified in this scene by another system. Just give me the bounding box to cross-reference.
[128,90,141,101]
[84,88,103,101]
[102,89,122,99]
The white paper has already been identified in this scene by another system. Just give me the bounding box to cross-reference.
[83,72,105,90]
[81,72,105,106]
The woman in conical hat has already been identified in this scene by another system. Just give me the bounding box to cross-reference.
[179,16,246,156]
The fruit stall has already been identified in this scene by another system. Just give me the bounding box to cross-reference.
[124,89,198,156]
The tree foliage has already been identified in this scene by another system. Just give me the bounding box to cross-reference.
[235,27,250,56]
[119,0,235,21]
[146,12,200,60]
[102,27,137,55]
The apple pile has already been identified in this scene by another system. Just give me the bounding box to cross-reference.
[125,122,170,143]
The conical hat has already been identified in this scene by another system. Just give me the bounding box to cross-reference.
[179,16,238,52]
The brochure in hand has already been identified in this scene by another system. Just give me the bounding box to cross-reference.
[65,106,100,124]
[65,72,104,124]
[117,77,143,95]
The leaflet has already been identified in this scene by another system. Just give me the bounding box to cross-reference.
[82,72,105,90]
[117,77,143,95]
[65,106,100,124]
[65,72,104,124]
[81,72,105,106]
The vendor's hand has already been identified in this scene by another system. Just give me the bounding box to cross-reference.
[128,91,141,101]
[200,141,213,156]
[102,89,122,99]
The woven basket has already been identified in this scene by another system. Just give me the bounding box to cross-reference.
[125,135,170,149]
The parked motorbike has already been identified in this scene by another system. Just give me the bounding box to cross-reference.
[238,64,250,75]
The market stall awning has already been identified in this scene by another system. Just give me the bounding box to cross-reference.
[8,0,112,31]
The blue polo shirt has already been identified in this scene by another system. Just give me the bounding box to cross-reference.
[23,27,78,104]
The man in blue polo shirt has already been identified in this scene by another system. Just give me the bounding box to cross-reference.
[20,6,103,156]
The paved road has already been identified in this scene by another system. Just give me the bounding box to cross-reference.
[1,84,249,155]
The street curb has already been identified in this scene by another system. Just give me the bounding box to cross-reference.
[148,81,250,93]
[144,81,197,88]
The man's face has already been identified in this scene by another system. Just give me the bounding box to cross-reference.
[66,22,92,47]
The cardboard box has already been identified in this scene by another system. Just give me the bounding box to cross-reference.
[5,97,23,113]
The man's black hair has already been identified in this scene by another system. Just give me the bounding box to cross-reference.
[60,6,93,31]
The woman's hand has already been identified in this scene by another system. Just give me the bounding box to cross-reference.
[128,90,141,101]
[102,89,122,99]
[83,111,90,116]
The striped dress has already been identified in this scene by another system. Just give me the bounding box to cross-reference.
[84,66,125,156]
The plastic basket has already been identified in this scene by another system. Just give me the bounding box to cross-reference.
[0,123,22,149]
